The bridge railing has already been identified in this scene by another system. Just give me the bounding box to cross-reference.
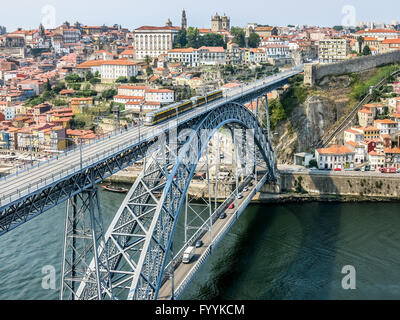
[0,127,154,207]
[0,122,138,184]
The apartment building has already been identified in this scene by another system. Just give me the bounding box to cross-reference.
[318,37,351,64]
[316,145,355,170]
[76,59,138,83]
[167,48,199,67]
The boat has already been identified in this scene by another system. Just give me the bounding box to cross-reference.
[101,184,128,193]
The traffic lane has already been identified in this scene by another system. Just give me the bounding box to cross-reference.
[158,181,253,300]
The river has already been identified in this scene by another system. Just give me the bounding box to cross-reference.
[1,188,400,300]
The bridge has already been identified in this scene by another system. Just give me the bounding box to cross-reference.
[0,65,303,300]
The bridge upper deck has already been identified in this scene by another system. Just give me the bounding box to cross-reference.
[0,67,303,214]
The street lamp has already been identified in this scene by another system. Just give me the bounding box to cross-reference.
[62,137,83,171]
[138,102,144,141]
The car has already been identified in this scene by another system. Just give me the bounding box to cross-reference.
[228,203,235,209]
[219,212,227,219]
[237,193,243,199]
[243,187,249,192]
[354,168,361,171]
[195,240,204,248]
[334,168,342,172]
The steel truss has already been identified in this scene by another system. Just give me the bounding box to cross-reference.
[60,186,113,300]
[77,102,276,300]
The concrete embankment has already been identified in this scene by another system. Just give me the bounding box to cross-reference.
[259,171,400,202]
[104,167,400,203]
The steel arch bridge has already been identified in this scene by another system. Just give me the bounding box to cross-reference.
[73,101,277,300]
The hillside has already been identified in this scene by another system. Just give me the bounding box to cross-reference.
[270,67,387,164]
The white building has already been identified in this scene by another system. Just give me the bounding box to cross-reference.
[263,44,291,59]
[374,119,398,135]
[113,85,174,111]
[167,48,199,67]
[0,104,15,120]
[198,46,226,65]
[145,89,174,104]
[76,59,138,83]
[316,145,355,170]
[345,141,366,165]
[368,150,385,170]
[318,37,351,64]
[133,25,180,61]
[100,60,138,82]
[344,128,364,143]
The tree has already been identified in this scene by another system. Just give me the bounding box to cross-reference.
[230,27,246,47]
[53,81,66,94]
[85,71,94,81]
[144,55,152,67]
[186,27,200,48]
[116,76,128,83]
[363,45,372,56]
[94,71,100,78]
[146,66,153,75]
[129,76,139,83]
[102,89,117,100]
[45,79,51,91]
[248,32,260,48]
[173,28,187,48]
[200,33,226,48]
[89,77,101,85]
[357,36,364,54]
[65,73,82,83]
[333,25,344,31]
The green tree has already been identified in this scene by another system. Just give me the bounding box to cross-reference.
[45,79,51,91]
[85,71,94,81]
[357,36,364,54]
[146,66,153,75]
[102,89,117,100]
[116,76,128,83]
[144,55,152,67]
[248,32,260,48]
[89,77,100,85]
[200,33,226,48]
[186,27,200,48]
[333,25,344,31]
[173,28,187,48]
[53,81,66,94]
[129,76,139,83]
[94,71,100,78]
[363,45,372,56]
[230,27,246,47]
[65,73,82,83]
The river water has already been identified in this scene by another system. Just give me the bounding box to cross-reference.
[1,188,400,300]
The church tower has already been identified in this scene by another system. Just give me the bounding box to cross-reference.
[181,9,187,30]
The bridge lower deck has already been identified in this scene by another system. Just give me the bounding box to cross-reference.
[158,173,268,300]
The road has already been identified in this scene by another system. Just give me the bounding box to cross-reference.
[0,66,303,208]
[278,164,400,178]
[158,175,260,300]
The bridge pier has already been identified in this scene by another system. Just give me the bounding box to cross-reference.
[60,186,112,300]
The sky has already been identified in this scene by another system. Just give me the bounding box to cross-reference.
[1,0,400,32]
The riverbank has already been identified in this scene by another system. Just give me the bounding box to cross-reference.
[102,166,400,203]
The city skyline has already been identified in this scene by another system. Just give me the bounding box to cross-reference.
[1,0,400,31]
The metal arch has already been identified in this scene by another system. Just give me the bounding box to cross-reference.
[78,101,276,300]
